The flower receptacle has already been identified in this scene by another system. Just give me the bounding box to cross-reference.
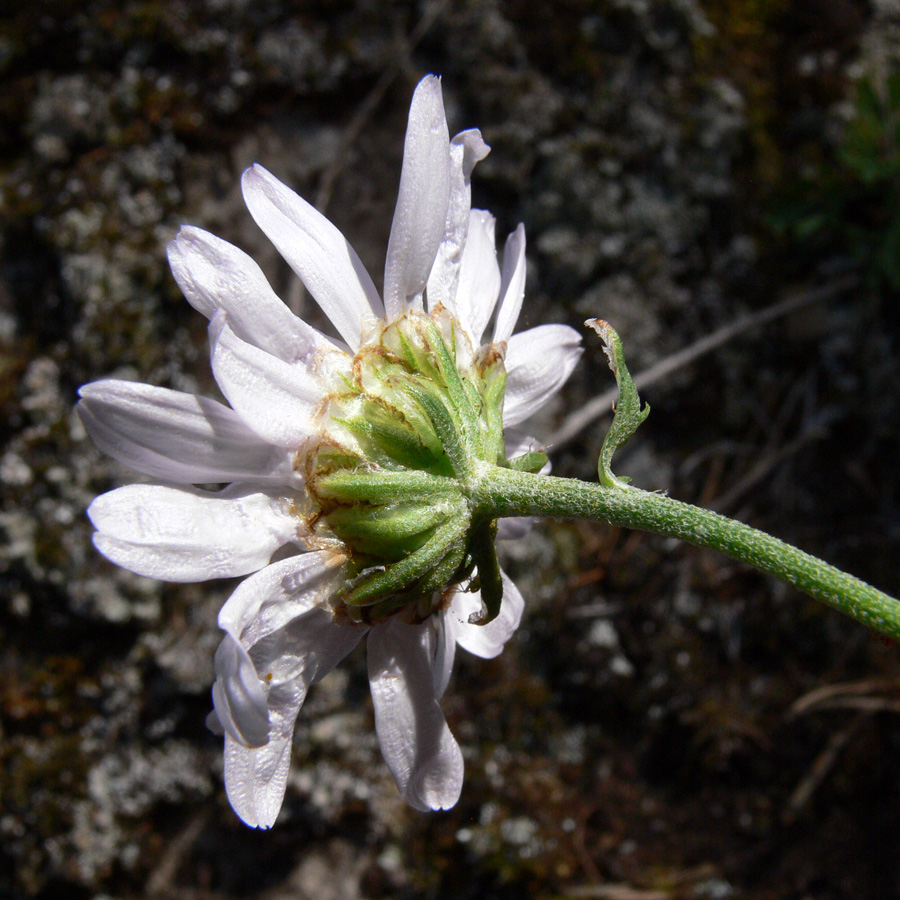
[304,309,512,625]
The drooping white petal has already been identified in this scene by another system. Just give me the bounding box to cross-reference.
[492,224,527,343]
[248,590,366,689]
[450,570,524,660]
[383,75,451,320]
[503,324,583,427]
[432,615,457,699]
[452,210,501,344]
[217,552,352,658]
[212,635,270,747]
[215,554,365,828]
[223,702,295,830]
[88,484,300,582]
[209,312,321,449]
[426,128,490,312]
[77,380,296,486]
[242,164,383,350]
[167,226,336,365]
[367,618,463,811]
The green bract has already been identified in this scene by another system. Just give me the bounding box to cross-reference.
[587,319,650,489]
[304,308,540,626]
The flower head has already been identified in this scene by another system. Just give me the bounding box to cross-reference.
[78,75,582,826]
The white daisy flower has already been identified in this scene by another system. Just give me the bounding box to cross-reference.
[78,75,582,827]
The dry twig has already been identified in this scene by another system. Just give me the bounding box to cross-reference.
[547,276,859,449]
[787,678,900,718]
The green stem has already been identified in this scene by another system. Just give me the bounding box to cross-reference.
[472,464,900,641]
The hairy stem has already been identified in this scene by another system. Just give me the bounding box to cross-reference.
[473,464,900,641]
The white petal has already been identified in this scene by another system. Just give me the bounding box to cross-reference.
[367,618,463,811]
[443,588,482,641]
[167,226,335,365]
[222,673,329,829]
[432,615,457,699]
[503,324,583,427]
[88,484,300,582]
[451,570,524,660]
[216,554,365,828]
[212,635,270,747]
[492,225,527,343]
[209,312,321,449]
[452,210,501,344]
[77,380,295,486]
[249,594,365,689]
[383,75,451,320]
[223,711,294,829]
[426,128,490,312]
[219,556,364,723]
[217,552,356,661]
[242,164,383,350]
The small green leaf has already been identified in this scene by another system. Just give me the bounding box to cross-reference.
[586,319,649,489]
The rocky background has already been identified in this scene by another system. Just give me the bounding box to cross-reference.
[3,1,900,898]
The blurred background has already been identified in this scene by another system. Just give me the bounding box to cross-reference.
[2,1,900,897]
